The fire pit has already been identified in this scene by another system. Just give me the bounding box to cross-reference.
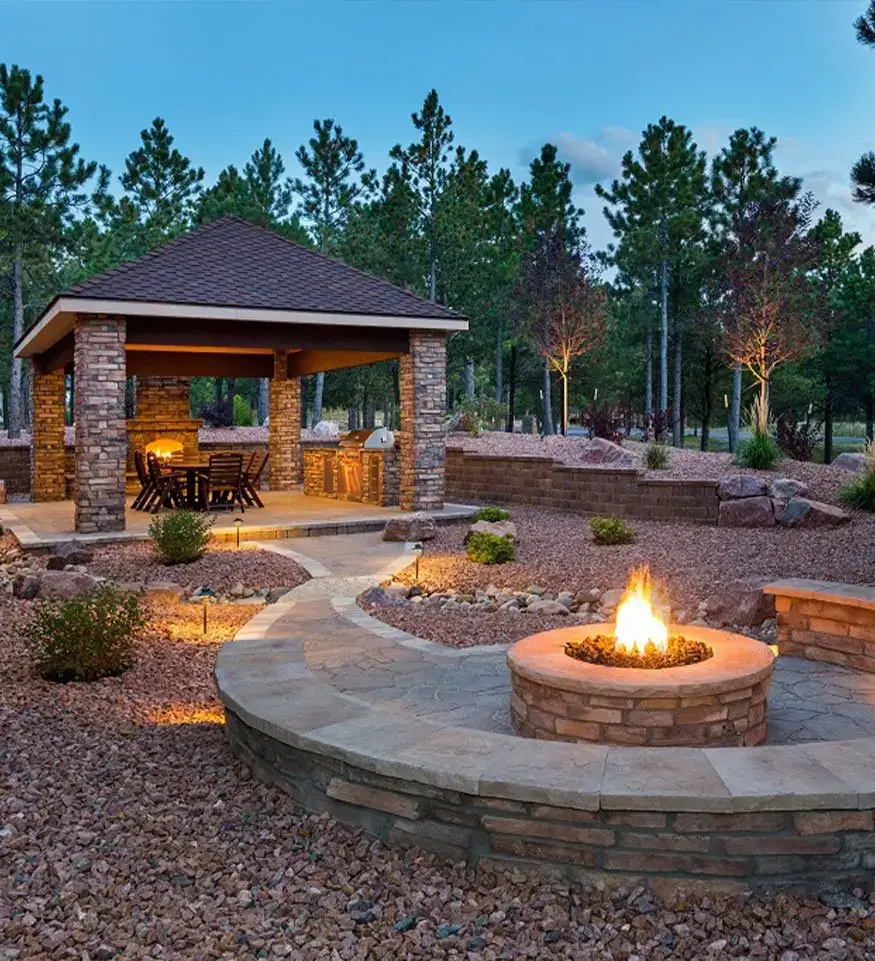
[508,569,775,747]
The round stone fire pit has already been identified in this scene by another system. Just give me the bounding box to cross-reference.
[508,623,775,748]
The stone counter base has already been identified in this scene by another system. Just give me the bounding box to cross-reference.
[510,672,770,748]
[767,579,875,673]
[226,710,875,894]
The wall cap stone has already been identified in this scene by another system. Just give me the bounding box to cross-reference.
[765,579,875,613]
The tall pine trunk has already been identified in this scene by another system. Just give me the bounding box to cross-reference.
[462,359,475,399]
[823,377,834,464]
[505,343,517,432]
[659,254,668,416]
[672,332,682,447]
[313,372,324,424]
[700,347,712,452]
[225,378,236,425]
[258,378,269,425]
[729,363,742,453]
[866,392,874,443]
[9,249,24,438]
[494,321,503,402]
[560,365,569,437]
[542,361,554,435]
[645,323,653,424]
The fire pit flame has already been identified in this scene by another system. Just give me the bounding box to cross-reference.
[614,567,668,657]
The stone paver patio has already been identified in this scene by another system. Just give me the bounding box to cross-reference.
[261,532,875,746]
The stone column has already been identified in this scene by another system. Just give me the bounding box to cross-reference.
[74,316,127,533]
[31,364,67,502]
[400,330,447,511]
[269,349,301,490]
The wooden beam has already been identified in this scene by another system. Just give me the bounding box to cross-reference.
[286,350,400,377]
[126,317,410,354]
[32,332,74,374]
[125,351,273,378]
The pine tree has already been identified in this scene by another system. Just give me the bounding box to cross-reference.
[596,117,708,442]
[293,119,370,421]
[120,117,204,238]
[244,138,292,222]
[390,90,454,303]
[0,63,104,436]
[808,210,861,462]
[852,3,875,204]
[517,144,584,434]
[711,127,800,451]
[833,245,875,440]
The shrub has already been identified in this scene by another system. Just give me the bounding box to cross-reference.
[776,412,821,462]
[644,442,670,470]
[466,531,516,565]
[474,506,511,522]
[24,584,145,682]
[839,466,875,511]
[580,402,623,443]
[149,510,214,565]
[590,515,636,546]
[451,396,508,434]
[735,430,782,470]
[233,394,255,427]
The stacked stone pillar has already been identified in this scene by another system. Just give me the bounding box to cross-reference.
[269,349,301,490]
[74,316,127,533]
[31,364,67,502]
[400,330,447,511]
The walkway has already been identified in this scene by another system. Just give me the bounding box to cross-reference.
[257,532,875,747]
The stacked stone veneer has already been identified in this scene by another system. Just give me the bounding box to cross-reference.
[31,366,67,501]
[302,445,400,506]
[769,579,875,673]
[226,711,875,893]
[400,331,446,511]
[269,350,301,490]
[446,450,719,523]
[74,317,127,533]
[510,672,771,747]
[127,375,202,471]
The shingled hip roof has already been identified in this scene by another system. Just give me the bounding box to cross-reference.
[17,216,465,357]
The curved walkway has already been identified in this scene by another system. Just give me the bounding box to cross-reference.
[248,532,875,745]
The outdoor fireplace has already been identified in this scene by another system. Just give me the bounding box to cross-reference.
[508,568,775,747]
[144,438,184,462]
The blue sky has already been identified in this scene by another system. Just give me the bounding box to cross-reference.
[5,0,875,250]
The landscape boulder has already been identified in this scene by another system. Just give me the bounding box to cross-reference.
[16,569,102,600]
[776,497,850,529]
[717,474,768,500]
[718,496,774,528]
[12,572,40,600]
[599,588,625,610]
[704,576,776,628]
[832,453,869,474]
[768,478,809,501]
[358,586,403,608]
[463,519,519,545]
[382,513,437,542]
[46,542,95,570]
[579,437,638,469]
[526,599,569,616]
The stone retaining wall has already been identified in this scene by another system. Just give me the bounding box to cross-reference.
[0,447,32,495]
[446,449,718,524]
[767,579,875,673]
[226,710,875,893]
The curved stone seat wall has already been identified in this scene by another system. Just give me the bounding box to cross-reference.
[767,579,875,673]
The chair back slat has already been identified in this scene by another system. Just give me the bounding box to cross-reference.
[248,452,269,485]
[147,452,163,484]
[208,453,243,486]
[135,451,149,485]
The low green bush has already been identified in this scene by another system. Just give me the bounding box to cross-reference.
[644,442,670,470]
[466,531,516,565]
[590,515,636,546]
[839,467,875,511]
[233,394,255,426]
[149,510,214,565]
[735,430,781,470]
[24,584,145,682]
[474,506,511,523]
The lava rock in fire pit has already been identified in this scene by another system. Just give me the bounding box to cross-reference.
[564,633,713,670]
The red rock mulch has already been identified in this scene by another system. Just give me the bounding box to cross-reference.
[3,590,875,958]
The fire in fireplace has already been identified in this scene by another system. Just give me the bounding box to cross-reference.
[144,438,184,462]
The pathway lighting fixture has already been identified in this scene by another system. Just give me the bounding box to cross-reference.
[234,516,243,549]
[202,596,209,636]
[412,542,424,583]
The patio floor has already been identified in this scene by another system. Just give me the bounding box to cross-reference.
[0,490,476,548]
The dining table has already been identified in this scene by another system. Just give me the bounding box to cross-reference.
[169,461,209,509]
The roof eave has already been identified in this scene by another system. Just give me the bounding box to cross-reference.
[15,297,468,359]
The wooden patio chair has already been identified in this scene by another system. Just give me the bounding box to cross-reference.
[132,450,157,511]
[242,451,269,508]
[146,452,183,513]
[198,453,245,512]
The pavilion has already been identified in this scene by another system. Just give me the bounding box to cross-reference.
[15,216,466,534]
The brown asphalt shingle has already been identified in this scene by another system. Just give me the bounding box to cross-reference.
[63,216,461,321]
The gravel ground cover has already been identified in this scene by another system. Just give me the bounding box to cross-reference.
[87,542,310,595]
[3,591,875,959]
[371,507,875,648]
[447,432,859,505]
